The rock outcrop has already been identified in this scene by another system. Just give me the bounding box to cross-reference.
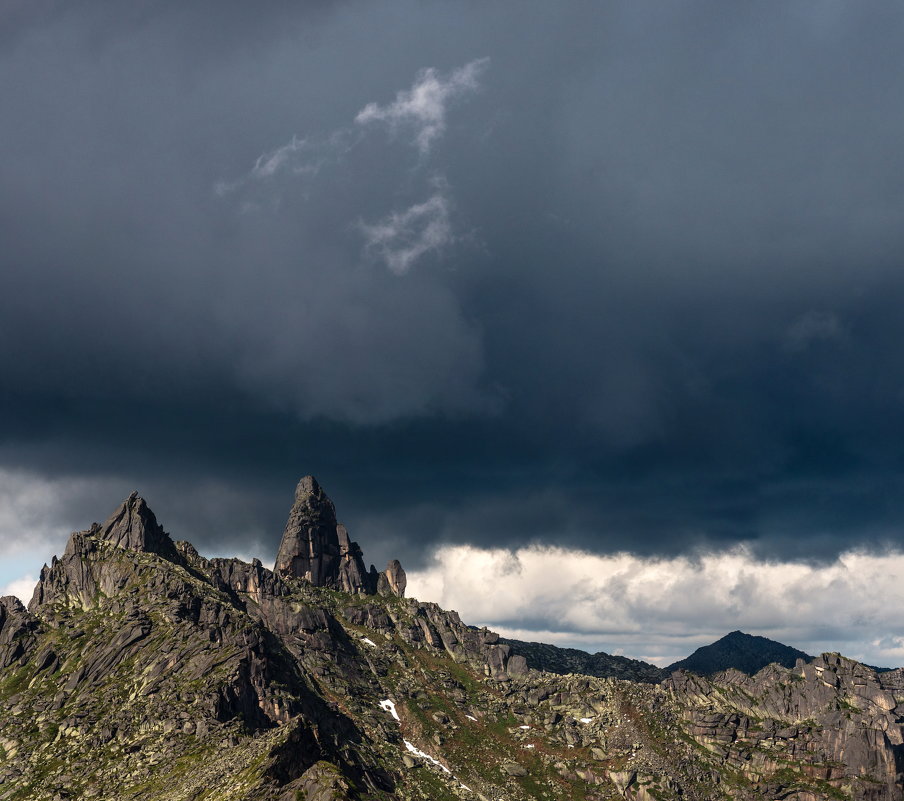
[274,476,404,597]
[376,559,406,598]
[666,655,904,799]
[0,596,38,669]
[28,492,184,611]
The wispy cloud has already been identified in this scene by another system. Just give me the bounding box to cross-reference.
[250,135,316,179]
[215,135,327,196]
[359,192,453,275]
[216,59,488,274]
[355,58,489,154]
[217,56,489,197]
[407,543,904,668]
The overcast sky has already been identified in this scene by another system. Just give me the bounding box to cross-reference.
[4,1,904,666]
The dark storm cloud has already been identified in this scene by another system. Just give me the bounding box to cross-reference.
[4,0,904,568]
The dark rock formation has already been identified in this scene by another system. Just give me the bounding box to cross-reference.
[665,630,812,676]
[273,476,372,594]
[274,476,404,597]
[0,596,38,669]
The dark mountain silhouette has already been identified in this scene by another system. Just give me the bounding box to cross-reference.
[499,637,667,683]
[666,630,812,676]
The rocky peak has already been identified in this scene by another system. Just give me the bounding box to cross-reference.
[274,476,404,597]
[30,494,180,612]
[91,491,178,560]
[0,595,25,617]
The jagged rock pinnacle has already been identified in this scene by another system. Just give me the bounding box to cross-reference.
[274,476,404,596]
[31,493,180,611]
[94,492,177,558]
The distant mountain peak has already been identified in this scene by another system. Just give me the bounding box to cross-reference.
[666,630,812,676]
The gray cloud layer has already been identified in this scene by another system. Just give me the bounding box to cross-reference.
[4,1,904,577]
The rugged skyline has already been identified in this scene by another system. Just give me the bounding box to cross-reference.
[4,1,904,665]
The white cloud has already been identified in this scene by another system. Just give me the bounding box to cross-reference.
[406,543,904,668]
[359,193,453,274]
[2,575,36,605]
[355,58,489,154]
[216,59,488,274]
[218,56,490,199]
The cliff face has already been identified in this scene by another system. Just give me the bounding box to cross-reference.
[1,482,903,801]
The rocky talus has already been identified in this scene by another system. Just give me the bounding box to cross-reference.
[1,480,903,800]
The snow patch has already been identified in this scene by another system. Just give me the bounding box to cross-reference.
[379,699,400,721]
[404,740,451,774]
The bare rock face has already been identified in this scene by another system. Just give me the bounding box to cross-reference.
[665,653,904,799]
[376,559,406,598]
[275,476,376,594]
[12,482,904,801]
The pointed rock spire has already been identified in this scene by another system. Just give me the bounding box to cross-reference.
[274,476,377,594]
[93,491,178,559]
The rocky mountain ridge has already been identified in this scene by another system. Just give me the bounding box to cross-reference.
[499,638,667,684]
[2,477,903,800]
